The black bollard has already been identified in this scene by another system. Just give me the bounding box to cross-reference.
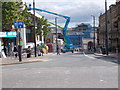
[18,45,22,62]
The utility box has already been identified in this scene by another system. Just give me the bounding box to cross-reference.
[102,47,106,54]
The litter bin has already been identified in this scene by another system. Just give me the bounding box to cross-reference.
[26,46,31,58]
[102,47,106,54]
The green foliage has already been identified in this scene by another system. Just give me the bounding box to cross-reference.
[36,16,51,39]
[2,1,51,39]
[2,1,32,31]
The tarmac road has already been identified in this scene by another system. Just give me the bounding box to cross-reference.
[2,52,118,88]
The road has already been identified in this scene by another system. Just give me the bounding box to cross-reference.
[2,52,118,88]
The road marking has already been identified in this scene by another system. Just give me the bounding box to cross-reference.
[100,80,104,82]
[65,70,71,74]
[12,68,28,71]
[2,69,9,71]
[38,72,41,74]
[83,52,95,59]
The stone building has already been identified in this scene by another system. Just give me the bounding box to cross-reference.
[98,1,120,53]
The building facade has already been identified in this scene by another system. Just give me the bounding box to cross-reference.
[98,1,120,53]
[48,23,96,51]
[68,23,95,50]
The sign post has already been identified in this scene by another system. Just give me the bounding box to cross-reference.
[14,21,24,62]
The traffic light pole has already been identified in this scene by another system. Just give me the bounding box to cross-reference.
[93,16,96,53]
[18,29,22,62]
[33,0,37,57]
[105,0,109,55]
[55,17,58,53]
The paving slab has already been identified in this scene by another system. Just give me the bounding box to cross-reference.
[0,54,53,66]
[94,53,120,59]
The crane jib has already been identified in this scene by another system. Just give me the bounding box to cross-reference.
[28,5,74,52]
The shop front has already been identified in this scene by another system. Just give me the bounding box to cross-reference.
[0,31,17,57]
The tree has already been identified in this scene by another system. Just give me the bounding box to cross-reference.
[36,16,51,40]
[2,1,32,31]
[2,1,51,42]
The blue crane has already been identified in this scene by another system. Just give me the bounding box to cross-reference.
[28,4,74,53]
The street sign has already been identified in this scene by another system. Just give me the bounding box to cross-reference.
[0,31,16,38]
[14,21,24,28]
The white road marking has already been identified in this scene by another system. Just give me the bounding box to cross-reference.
[65,70,71,74]
[38,72,41,74]
[12,68,28,71]
[2,69,11,71]
[83,52,95,59]
[100,80,104,82]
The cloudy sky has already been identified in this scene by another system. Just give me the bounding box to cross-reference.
[23,0,116,28]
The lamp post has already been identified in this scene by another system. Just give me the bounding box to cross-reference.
[33,0,37,57]
[91,15,96,53]
[105,0,109,55]
[55,17,58,53]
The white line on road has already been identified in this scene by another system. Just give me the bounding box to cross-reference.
[83,52,95,59]
[37,72,41,74]
[65,70,71,75]
[12,68,28,71]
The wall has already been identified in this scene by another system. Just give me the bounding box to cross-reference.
[98,2,120,53]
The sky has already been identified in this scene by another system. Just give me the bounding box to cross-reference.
[22,0,116,28]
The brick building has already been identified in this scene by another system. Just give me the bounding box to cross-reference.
[98,1,120,53]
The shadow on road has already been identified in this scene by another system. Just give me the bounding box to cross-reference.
[74,52,119,64]
[74,51,94,54]
[93,56,119,64]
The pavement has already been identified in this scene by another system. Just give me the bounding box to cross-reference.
[94,53,120,59]
[83,50,120,58]
[0,53,55,66]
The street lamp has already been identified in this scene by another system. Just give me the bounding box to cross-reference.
[91,15,96,53]
[33,0,37,57]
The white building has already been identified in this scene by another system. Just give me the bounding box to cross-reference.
[21,11,44,49]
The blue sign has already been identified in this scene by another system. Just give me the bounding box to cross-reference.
[14,21,24,28]
[0,31,17,38]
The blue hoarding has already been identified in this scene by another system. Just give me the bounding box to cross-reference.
[68,35,82,48]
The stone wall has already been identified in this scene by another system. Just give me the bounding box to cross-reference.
[98,1,120,53]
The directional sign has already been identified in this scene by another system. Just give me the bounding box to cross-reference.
[14,21,18,28]
[14,21,24,28]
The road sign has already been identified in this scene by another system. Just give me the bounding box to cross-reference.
[14,21,24,28]
[0,31,16,38]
